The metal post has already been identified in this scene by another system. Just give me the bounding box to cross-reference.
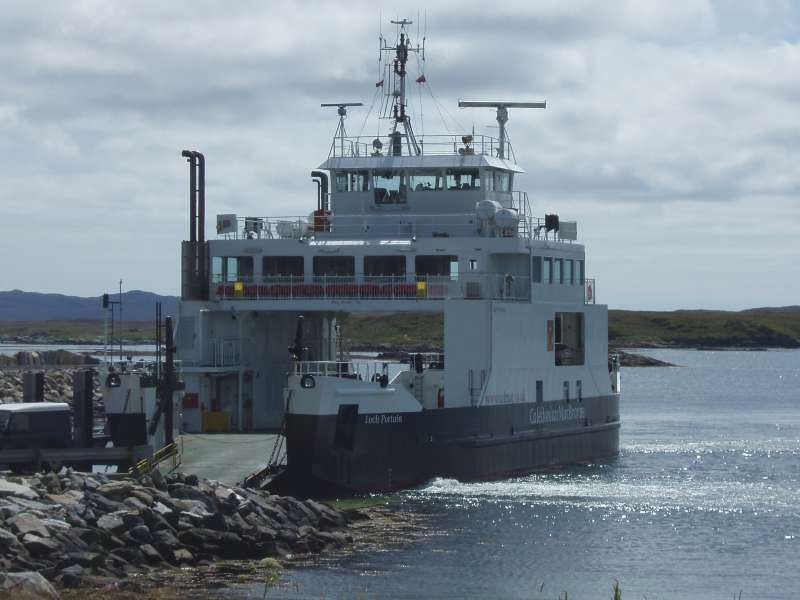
[163,316,175,445]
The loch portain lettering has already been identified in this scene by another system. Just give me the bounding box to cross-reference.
[364,414,403,424]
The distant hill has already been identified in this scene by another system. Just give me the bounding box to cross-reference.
[608,307,800,348]
[0,290,178,322]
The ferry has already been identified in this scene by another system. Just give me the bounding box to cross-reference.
[175,19,621,493]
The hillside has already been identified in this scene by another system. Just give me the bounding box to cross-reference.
[0,289,798,349]
[0,290,178,322]
[608,307,800,348]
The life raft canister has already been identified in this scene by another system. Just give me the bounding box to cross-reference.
[437,388,445,409]
[587,281,593,302]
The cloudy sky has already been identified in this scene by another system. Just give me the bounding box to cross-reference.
[1,1,798,310]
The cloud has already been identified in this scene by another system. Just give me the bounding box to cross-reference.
[0,0,797,309]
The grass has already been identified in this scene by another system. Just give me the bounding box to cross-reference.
[2,305,799,349]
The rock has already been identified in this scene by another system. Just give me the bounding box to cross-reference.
[122,497,148,512]
[0,480,39,501]
[183,474,199,486]
[139,544,163,564]
[173,548,194,564]
[8,513,50,537]
[129,489,153,506]
[128,524,153,544]
[96,481,134,500]
[58,551,103,569]
[97,513,129,536]
[56,564,84,588]
[149,469,167,492]
[121,513,145,530]
[0,571,60,599]
[22,533,61,557]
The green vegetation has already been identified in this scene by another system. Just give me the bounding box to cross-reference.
[608,307,800,348]
[0,320,157,344]
[1,306,798,349]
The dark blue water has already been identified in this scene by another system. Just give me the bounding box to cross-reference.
[231,350,800,599]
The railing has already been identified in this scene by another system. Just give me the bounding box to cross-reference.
[208,338,242,367]
[292,360,392,382]
[212,274,531,302]
[585,278,596,304]
[328,134,514,160]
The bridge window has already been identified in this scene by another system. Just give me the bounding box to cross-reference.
[445,169,480,190]
[554,259,563,284]
[564,259,573,285]
[313,256,355,277]
[578,260,585,285]
[408,171,443,191]
[555,312,585,366]
[364,255,405,276]
[263,256,303,277]
[416,255,458,277]
[532,256,542,283]
[543,258,552,283]
[493,171,511,192]
[335,171,370,192]
[373,171,408,204]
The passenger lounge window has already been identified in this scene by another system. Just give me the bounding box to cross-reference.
[543,258,552,284]
[409,172,443,191]
[364,255,405,277]
[263,256,303,278]
[554,312,585,366]
[313,256,355,278]
[212,256,252,282]
[532,256,542,283]
[493,171,511,192]
[564,259,573,285]
[416,255,458,277]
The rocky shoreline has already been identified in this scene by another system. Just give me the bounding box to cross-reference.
[0,469,356,598]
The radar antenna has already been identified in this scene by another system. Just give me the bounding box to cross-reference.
[458,101,546,159]
[380,18,424,156]
[321,102,363,156]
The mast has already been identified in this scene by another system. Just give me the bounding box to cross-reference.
[321,102,363,156]
[458,101,546,159]
[381,18,424,156]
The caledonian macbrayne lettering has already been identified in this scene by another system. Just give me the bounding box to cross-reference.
[364,414,404,425]
[528,406,585,425]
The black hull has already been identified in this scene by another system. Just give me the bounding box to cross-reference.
[275,395,620,494]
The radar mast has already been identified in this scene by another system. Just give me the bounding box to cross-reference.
[458,101,546,159]
[380,18,424,156]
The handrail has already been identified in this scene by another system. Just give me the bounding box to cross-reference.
[129,439,181,476]
[212,273,531,302]
[327,133,513,159]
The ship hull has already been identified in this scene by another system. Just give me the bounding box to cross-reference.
[278,394,620,494]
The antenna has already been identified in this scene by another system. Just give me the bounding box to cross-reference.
[380,18,423,155]
[458,101,546,159]
[321,102,363,156]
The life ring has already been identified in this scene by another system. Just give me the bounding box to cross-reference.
[105,372,121,388]
[587,282,593,302]
[300,374,316,389]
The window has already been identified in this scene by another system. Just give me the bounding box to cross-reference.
[334,172,348,193]
[468,259,478,271]
[493,171,511,192]
[563,381,570,401]
[211,256,252,282]
[578,260,585,285]
[543,258,552,284]
[445,169,480,190]
[564,260,573,285]
[313,256,355,278]
[554,312,585,366]
[576,380,582,401]
[408,171,443,191]
[416,255,458,277]
[536,380,543,403]
[364,255,405,277]
[263,256,303,278]
[532,256,542,283]
[373,171,408,204]
[350,171,369,192]
[554,259,563,284]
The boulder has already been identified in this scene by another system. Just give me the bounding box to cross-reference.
[139,544,163,564]
[172,548,195,564]
[22,533,61,557]
[96,481,134,500]
[0,571,60,600]
[96,513,126,535]
[128,524,153,544]
[8,513,50,538]
[0,480,39,501]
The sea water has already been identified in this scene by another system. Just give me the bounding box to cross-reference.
[228,349,800,599]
